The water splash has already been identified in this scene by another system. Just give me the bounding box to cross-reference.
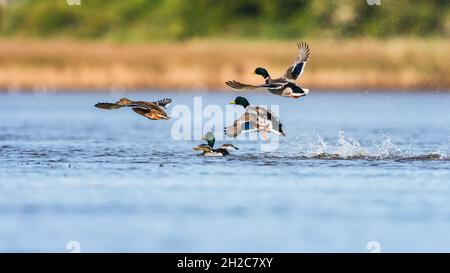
[374,135,402,159]
[334,131,368,158]
[305,133,328,157]
[300,132,449,161]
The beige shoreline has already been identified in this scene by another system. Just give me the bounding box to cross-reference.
[0,39,449,91]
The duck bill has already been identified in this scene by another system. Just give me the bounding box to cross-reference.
[228,101,236,104]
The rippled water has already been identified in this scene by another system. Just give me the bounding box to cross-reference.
[1,91,450,252]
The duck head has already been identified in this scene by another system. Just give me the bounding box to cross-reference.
[202,132,215,147]
[116,98,133,106]
[229,96,250,108]
[253,67,270,79]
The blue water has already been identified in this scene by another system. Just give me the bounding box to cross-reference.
[0,91,449,252]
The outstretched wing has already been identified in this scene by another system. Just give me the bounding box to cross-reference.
[283,42,310,80]
[224,113,266,137]
[94,102,123,110]
[225,80,283,91]
[153,98,172,108]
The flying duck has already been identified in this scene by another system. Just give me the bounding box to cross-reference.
[225,42,310,99]
[224,96,286,141]
[95,98,172,120]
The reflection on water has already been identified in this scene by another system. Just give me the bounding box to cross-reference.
[0,91,450,252]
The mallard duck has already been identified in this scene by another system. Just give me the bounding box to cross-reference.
[225,42,310,99]
[224,96,286,141]
[193,145,231,157]
[95,98,171,120]
[193,132,238,156]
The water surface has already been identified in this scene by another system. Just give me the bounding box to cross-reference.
[0,91,449,252]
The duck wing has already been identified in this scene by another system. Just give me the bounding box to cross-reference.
[95,99,153,110]
[153,98,172,108]
[131,100,159,109]
[224,112,266,137]
[225,80,283,91]
[220,144,239,150]
[212,148,229,155]
[283,42,310,80]
[94,102,124,110]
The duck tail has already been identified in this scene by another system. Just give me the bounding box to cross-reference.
[291,84,308,96]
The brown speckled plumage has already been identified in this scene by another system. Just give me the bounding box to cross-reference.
[95,97,171,120]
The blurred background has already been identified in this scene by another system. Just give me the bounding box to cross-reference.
[0,0,449,91]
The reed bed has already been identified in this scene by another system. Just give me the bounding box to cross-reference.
[0,38,448,91]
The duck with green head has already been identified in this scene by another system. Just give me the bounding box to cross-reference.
[225,42,311,99]
[224,96,286,141]
[193,132,238,156]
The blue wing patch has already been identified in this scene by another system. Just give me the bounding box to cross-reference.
[243,121,252,131]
